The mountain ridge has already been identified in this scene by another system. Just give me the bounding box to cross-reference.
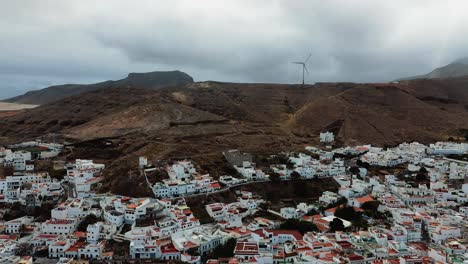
[397,58,468,81]
[4,70,194,105]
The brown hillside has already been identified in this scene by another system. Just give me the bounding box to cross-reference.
[0,79,467,196]
[290,84,467,145]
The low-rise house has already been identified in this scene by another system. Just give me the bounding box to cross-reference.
[234,161,266,180]
[4,216,34,234]
[172,224,224,256]
[319,191,341,205]
[41,219,77,236]
[130,239,181,261]
[348,195,374,208]
[313,216,351,231]
[66,160,105,198]
[234,241,260,261]
[427,142,468,155]
[280,207,299,219]
[87,222,117,243]
[219,175,245,186]
[320,132,335,143]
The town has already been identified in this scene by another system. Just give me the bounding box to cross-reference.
[0,133,467,264]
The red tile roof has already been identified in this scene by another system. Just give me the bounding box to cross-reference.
[265,229,302,241]
[161,243,179,254]
[234,242,259,255]
[356,195,374,204]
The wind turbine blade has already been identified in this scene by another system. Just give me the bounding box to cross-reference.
[304,54,312,64]
[304,65,309,74]
[292,62,303,64]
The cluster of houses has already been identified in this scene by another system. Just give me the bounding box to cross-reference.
[0,194,206,263]
[151,160,222,198]
[0,141,62,171]
[0,141,64,205]
[206,191,264,229]
[0,157,104,206]
[206,228,466,264]
[205,141,468,263]
[271,153,346,180]
[0,173,62,206]
[360,142,428,167]
[1,136,468,263]
[65,159,105,198]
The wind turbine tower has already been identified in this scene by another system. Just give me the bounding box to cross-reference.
[292,54,311,84]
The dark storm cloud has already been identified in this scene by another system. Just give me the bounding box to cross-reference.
[1,0,468,98]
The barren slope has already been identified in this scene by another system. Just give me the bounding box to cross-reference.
[1,79,467,196]
[290,84,468,145]
[5,70,193,105]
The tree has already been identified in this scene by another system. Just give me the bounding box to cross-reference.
[269,172,281,182]
[361,201,383,219]
[258,202,269,211]
[361,162,370,169]
[280,219,318,234]
[202,238,236,262]
[291,171,301,181]
[349,166,360,175]
[361,201,380,212]
[213,238,236,258]
[15,243,33,256]
[305,209,319,216]
[415,173,428,182]
[334,206,357,221]
[329,218,345,232]
[77,214,99,232]
[49,168,66,180]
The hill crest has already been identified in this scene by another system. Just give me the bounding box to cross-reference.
[4,70,194,105]
[397,57,468,81]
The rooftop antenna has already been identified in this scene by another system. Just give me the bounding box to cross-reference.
[292,54,311,85]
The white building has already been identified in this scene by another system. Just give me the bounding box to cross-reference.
[139,157,148,169]
[427,142,468,155]
[130,240,180,261]
[41,219,77,235]
[66,159,105,198]
[280,207,299,219]
[49,239,73,259]
[431,226,461,243]
[234,161,266,180]
[87,222,117,243]
[319,191,341,205]
[103,210,124,226]
[4,216,34,234]
[320,132,335,143]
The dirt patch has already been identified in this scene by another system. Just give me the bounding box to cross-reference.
[0,102,38,111]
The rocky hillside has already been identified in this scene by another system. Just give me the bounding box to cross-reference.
[0,79,467,196]
[398,57,468,80]
[4,70,193,105]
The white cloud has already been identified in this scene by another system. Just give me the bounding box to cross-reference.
[1,0,468,98]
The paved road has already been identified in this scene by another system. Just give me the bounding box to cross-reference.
[443,157,468,165]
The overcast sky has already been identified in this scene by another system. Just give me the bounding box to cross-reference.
[1,0,468,99]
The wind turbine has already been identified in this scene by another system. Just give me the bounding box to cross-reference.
[292,54,311,85]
